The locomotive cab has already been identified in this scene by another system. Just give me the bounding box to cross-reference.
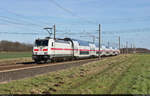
[32,37,52,63]
[32,37,73,63]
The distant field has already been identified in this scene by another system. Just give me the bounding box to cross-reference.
[0,52,32,59]
[0,54,150,94]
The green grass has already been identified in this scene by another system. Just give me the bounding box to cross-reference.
[0,54,150,94]
[0,52,32,59]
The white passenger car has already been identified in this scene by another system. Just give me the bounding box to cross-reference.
[32,37,120,63]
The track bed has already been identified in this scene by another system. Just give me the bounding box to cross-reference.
[0,57,100,83]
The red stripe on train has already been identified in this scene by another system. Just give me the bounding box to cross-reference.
[34,48,118,52]
[34,49,39,51]
[63,49,73,50]
[43,49,48,51]
[51,48,104,52]
[51,48,63,50]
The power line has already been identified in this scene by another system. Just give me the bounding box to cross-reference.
[102,15,150,25]
[48,0,150,25]
[0,7,49,27]
[0,15,49,33]
[0,18,43,33]
[95,28,150,35]
[0,17,42,28]
[0,18,29,26]
[49,0,98,25]
[55,27,150,37]
[0,31,38,35]
[0,15,43,27]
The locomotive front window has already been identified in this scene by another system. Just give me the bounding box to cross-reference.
[35,40,48,46]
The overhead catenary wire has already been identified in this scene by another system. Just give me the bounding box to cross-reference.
[0,7,50,27]
[48,0,150,26]
[0,1,148,36]
[0,17,42,27]
[49,0,98,25]
[55,27,150,37]
[0,2,148,49]
[0,10,46,35]
[0,31,38,35]
[0,18,43,33]
[0,13,49,34]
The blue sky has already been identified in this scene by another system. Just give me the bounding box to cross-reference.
[0,0,150,49]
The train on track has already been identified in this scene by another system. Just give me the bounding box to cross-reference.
[32,37,120,63]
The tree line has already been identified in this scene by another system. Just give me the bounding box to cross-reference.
[0,40,149,53]
[120,48,150,54]
[0,40,33,52]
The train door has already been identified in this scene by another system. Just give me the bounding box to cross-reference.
[73,41,79,57]
[51,40,55,55]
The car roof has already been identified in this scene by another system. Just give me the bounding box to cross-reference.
[72,39,93,46]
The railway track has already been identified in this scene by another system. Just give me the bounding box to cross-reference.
[0,57,101,83]
[0,58,99,71]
